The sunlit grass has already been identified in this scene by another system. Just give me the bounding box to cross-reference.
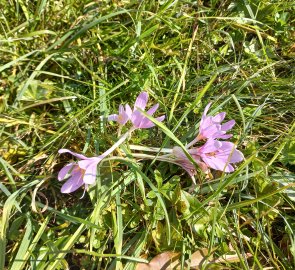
[1,0,295,269]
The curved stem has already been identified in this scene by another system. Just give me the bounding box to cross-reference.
[101,153,173,164]
[98,128,135,159]
[129,144,173,153]
[185,135,200,149]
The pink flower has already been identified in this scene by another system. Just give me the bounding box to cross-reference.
[57,130,132,193]
[58,149,102,193]
[131,92,165,129]
[195,139,244,172]
[108,104,132,126]
[108,92,165,129]
[198,103,235,141]
[172,139,243,177]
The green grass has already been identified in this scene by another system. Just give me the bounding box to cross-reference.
[1,0,295,269]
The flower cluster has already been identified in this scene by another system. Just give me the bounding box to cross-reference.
[57,94,243,194]
[172,103,244,181]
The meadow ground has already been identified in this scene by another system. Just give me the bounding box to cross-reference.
[0,1,295,269]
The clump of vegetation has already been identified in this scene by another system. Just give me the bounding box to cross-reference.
[1,1,294,269]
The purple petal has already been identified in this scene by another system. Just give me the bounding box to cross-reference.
[137,114,165,129]
[218,134,233,139]
[202,156,224,171]
[78,158,100,170]
[200,103,211,127]
[225,164,235,172]
[61,172,84,193]
[202,156,234,172]
[58,149,87,160]
[146,103,159,116]
[229,149,244,163]
[119,116,129,125]
[202,103,211,118]
[118,111,129,125]
[131,110,144,128]
[108,114,118,121]
[83,163,98,184]
[221,120,235,131]
[200,139,222,153]
[139,120,155,129]
[58,162,76,181]
[212,112,226,123]
[212,131,228,139]
[219,141,235,151]
[125,104,132,118]
[155,115,165,123]
[200,116,213,131]
[201,124,221,139]
[119,105,124,115]
[218,142,242,161]
[134,92,148,110]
